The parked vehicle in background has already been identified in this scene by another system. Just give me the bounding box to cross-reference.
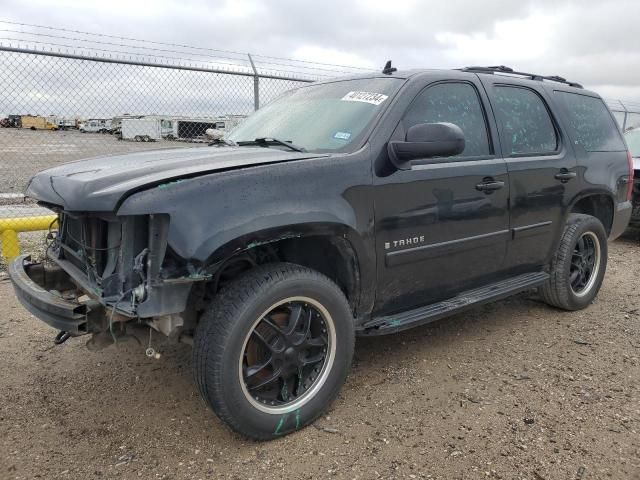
[120,117,168,141]
[109,115,141,136]
[624,127,640,226]
[210,114,246,133]
[6,115,22,128]
[21,115,58,131]
[118,115,247,141]
[9,64,633,440]
[174,116,246,139]
[79,119,112,133]
[56,118,77,130]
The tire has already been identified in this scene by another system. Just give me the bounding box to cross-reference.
[540,213,607,310]
[193,263,355,440]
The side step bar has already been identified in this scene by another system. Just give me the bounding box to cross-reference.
[359,271,549,336]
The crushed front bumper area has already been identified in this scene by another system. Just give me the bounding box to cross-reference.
[9,255,102,336]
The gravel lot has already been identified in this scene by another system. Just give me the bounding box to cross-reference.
[1,233,639,480]
[0,129,201,194]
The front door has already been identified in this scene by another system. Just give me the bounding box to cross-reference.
[374,77,510,314]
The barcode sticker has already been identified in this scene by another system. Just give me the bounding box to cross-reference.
[341,91,388,106]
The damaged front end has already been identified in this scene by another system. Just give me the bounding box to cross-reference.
[9,210,206,350]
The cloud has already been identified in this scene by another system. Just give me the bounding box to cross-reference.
[290,46,375,70]
[435,13,559,65]
[1,0,639,102]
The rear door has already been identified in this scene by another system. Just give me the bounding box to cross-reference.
[479,77,579,270]
[373,75,510,314]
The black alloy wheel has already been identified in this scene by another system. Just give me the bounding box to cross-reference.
[240,299,332,412]
[569,231,601,296]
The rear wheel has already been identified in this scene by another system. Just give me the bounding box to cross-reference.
[193,263,354,440]
[540,214,607,310]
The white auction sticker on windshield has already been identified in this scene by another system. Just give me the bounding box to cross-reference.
[333,131,351,140]
[341,91,388,106]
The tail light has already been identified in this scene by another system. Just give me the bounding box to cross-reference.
[627,151,635,202]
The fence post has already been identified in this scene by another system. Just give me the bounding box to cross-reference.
[248,53,259,111]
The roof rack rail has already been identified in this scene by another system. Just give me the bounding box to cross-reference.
[460,65,583,89]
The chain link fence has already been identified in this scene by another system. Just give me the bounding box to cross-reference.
[0,46,317,195]
[606,99,640,132]
[0,44,361,265]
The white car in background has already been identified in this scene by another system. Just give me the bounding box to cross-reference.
[79,119,111,133]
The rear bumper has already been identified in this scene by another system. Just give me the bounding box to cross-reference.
[610,201,633,240]
[8,255,99,336]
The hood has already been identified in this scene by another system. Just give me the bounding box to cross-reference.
[26,146,327,211]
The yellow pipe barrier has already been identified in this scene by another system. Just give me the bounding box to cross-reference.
[0,215,58,261]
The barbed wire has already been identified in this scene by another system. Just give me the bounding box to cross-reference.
[0,19,372,71]
[0,38,339,80]
[0,29,363,75]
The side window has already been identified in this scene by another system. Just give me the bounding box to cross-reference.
[493,86,558,155]
[404,82,491,157]
[556,92,626,151]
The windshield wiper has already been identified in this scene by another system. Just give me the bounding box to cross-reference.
[237,137,307,152]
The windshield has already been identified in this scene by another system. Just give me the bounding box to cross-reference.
[228,78,403,153]
[625,129,640,157]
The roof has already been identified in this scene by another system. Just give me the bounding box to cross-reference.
[312,65,590,94]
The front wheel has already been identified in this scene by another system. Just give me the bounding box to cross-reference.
[540,214,607,310]
[193,263,355,440]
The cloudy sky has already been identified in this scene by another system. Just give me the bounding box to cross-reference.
[2,0,640,102]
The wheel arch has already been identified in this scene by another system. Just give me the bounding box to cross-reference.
[200,222,365,316]
[568,191,615,235]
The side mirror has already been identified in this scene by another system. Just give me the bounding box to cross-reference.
[387,122,465,170]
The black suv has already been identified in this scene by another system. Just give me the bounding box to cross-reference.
[9,65,633,439]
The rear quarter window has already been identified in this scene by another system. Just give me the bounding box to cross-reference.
[555,92,625,152]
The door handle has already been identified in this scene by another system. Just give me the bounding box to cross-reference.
[475,179,505,192]
[554,169,577,183]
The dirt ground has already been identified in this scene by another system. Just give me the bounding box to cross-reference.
[1,235,639,480]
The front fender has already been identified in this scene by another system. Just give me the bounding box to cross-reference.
[118,162,365,261]
[117,154,376,310]
[117,154,376,312]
